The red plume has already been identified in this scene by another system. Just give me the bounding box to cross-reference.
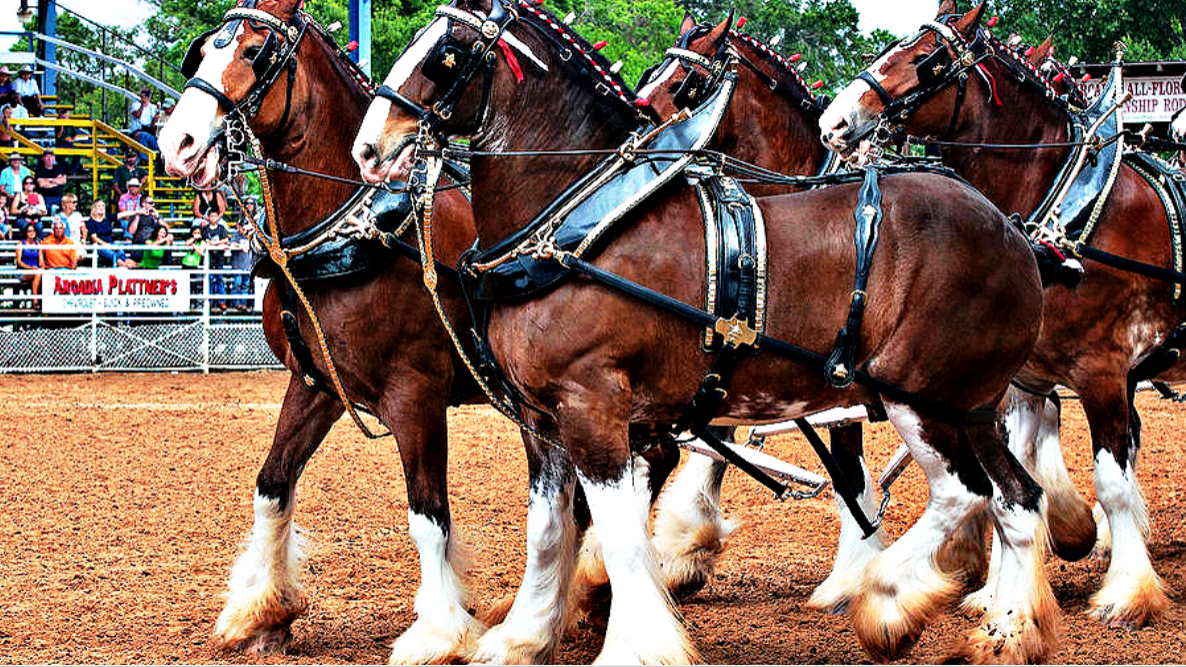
[790,53,802,62]
[346,40,358,52]
[986,16,998,27]
[736,17,747,29]
[592,40,608,51]
[811,80,824,90]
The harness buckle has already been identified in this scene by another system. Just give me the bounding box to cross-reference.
[714,315,759,349]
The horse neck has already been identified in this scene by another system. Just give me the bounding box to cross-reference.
[719,46,826,181]
[469,73,641,245]
[936,61,1072,217]
[260,34,370,233]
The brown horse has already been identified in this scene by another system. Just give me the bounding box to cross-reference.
[637,14,892,613]
[159,0,489,661]
[158,1,690,660]
[821,0,1185,628]
[353,0,1053,662]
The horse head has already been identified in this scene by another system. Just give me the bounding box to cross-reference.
[819,2,989,156]
[160,0,364,190]
[352,0,655,185]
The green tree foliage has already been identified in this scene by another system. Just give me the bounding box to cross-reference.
[678,0,895,91]
[937,1,1186,64]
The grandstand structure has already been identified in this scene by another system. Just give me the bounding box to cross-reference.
[0,2,278,373]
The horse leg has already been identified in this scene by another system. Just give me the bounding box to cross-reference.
[1031,394,1096,561]
[384,391,485,664]
[808,423,887,613]
[652,426,737,601]
[1082,379,1169,628]
[956,420,1059,664]
[849,404,989,662]
[570,436,680,624]
[213,376,343,654]
[472,431,581,664]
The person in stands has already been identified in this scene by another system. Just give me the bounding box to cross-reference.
[10,176,46,233]
[228,219,256,311]
[117,177,144,243]
[15,222,43,298]
[0,104,17,148]
[85,200,136,268]
[0,67,14,100]
[112,150,146,205]
[40,217,78,270]
[138,224,174,270]
[129,88,160,153]
[34,148,66,215]
[200,210,230,311]
[191,188,227,228]
[0,151,30,199]
[127,195,162,262]
[53,193,85,240]
[13,65,43,116]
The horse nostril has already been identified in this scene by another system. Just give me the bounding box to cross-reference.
[178,133,195,156]
[361,143,377,163]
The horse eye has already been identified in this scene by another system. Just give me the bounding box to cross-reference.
[910,53,930,65]
[244,45,262,60]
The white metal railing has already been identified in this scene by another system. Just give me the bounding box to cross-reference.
[0,241,281,373]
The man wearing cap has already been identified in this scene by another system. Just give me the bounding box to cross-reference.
[129,88,160,153]
[117,177,144,243]
[112,150,146,205]
[0,152,30,199]
[0,67,14,100]
[34,148,65,214]
[13,65,42,116]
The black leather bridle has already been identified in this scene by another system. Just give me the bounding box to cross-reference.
[855,15,987,142]
[374,1,518,139]
[181,0,309,129]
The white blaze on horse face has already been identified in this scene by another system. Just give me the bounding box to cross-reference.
[354,17,448,157]
[159,25,244,173]
[819,42,904,151]
[637,60,680,101]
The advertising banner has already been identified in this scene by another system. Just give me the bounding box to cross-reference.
[42,270,191,313]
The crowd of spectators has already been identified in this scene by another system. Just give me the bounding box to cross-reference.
[1,146,262,313]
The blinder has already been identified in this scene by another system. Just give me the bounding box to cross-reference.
[252,31,280,79]
[422,31,474,86]
[673,70,707,109]
[916,46,952,85]
[182,29,216,79]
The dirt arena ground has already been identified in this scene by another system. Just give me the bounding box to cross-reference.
[1,372,1183,664]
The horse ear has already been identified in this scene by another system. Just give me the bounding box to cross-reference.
[1029,35,1054,64]
[705,10,733,48]
[953,1,987,35]
[680,11,697,35]
[936,0,958,17]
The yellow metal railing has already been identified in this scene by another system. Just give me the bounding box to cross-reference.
[6,117,158,200]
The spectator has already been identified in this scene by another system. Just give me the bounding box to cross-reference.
[242,197,264,228]
[53,193,85,241]
[138,224,174,269]
[0,152,30,199]
[112,150,146,204]
[129,88,160,154]
[15,222,42,297]
[200,210,229,311]
[228,219,255,311]
[11,176,46,232]
[0,67,13,99]
[191,188,227,227]
[40,217,78,270]
[53,106,82,175]
[117,177,144,241]
[127,194,162,261]
[0,192,10,239]
[182,224,206,309]
[34,148,65,214]
[85,200,136,268]
[13,65,42,116]
[0,104,16,148]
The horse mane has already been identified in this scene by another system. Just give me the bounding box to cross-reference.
[301,14,375,105]
[973,23,1089,109]
[514,0,661,124]
[727,29,820,107]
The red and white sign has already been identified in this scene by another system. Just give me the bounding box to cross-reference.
[42,270,191,313]
[1081,76,1186,124]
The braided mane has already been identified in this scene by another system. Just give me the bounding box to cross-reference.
[515,0,657,121]
[728,29,819,105]
[980,26,1089,108]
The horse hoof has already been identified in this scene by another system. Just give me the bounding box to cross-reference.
[955,614,1055,665]
[1045,495,1096,563]
[388,615,486,665]
[243,628,293,656]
